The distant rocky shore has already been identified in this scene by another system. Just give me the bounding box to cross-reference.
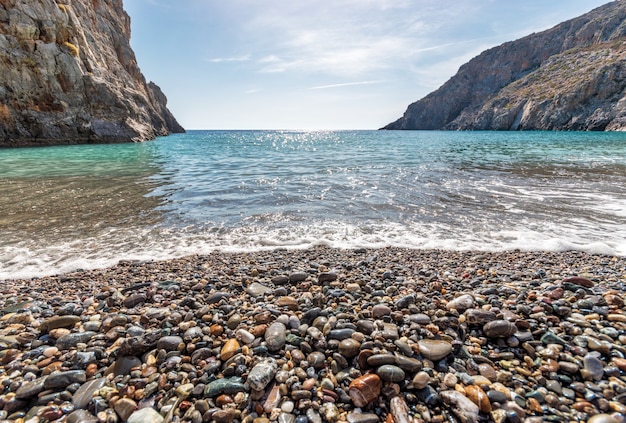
[0,247,625,423]
[384,1,626,131]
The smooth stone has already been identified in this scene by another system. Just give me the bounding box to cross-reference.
[183,326,203,342]
[127,407,164,423]
[487,390,508,404]
[412,371,431,389]
[562,276,594,288]
[446,294,475,312]
[376,364,405,382]
[289,272,308,282]
[465,309,497,325]
[482,320,517,338]
[587,415,620,423]
[308,351,326,369]
[247,359,278,391]
[409,313,431,325]
[40,316,81,333]
[478,363,497,381]
[206,291,232,304]
[372,304,392,318]
[44,370,86,390]
[73,377,107,409]
[281,401,295,413]
[67,410,99,423]
[306,409,322,423]
[318,272,337,283]
[416,386,440,406]
[367,354,396,366]
[56,331,96,350]
[246,282,272,297]
[418,339,452,361]
[221,338,240,361]
[380,323,399,340]
[587,337,612,354]
[349,374,381,408]
[122,293,147,308]
[347,412,380,423]
[114,397,137,421]
[157,335,183,351]
[583,354,605,381]
[105,356,142,377]
[558,361,580,374]
[236,329,256,344]
[546,380,562,395]
[328,328,355,340]
[540,332,568,346]
[441,390,480,423]
[15,376,48,399]
[356,320,375,334]
[265,322,286,352]
[205,377,246,396]
[390,396,410,423]
[143,307,170,320]
[394,355,422,372]
[465,385,491,413]
[275,296,298,309]
[338,338,361,358]
[319,403,340,423]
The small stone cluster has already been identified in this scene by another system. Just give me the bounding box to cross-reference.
[0,248,625,423]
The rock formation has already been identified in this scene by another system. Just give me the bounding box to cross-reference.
[0,0,184,147]
[383,1,626,131]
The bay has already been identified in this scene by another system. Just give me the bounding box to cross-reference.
[1,130,625,279]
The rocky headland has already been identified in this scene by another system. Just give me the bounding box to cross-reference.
[0,0,183,147]
[0,247,625,423]
[383,1,626,131]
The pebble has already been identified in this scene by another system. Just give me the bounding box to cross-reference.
[265,322,286,352]
[0,248,623,423]
[127,407,164,423]
[417,339,452,361]
[349,374,381,407]
[441,390,480,423]
[376,364,405,382]
[482,320,517,338]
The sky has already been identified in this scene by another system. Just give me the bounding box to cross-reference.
[124,0,611,130]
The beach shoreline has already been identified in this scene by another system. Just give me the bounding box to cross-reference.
[1,246,625,422]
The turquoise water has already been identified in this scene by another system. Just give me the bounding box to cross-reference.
[1,130,625,279]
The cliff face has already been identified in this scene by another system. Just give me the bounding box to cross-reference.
[383,1,626,131]
[0,0,184,147]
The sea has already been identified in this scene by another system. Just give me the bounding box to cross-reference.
[1,130,625,280]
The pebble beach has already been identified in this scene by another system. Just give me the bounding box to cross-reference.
[0,247,625,423]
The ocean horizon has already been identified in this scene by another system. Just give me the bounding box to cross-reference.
[1,129,625,280]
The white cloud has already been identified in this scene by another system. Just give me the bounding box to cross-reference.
[208,55,251,63]
[309,80,385,90]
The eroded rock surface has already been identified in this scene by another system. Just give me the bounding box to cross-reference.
[384,1,626,131]
[0,0,183,147]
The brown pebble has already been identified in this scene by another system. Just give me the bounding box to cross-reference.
[349,374,381,408]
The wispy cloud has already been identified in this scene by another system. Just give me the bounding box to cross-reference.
[221,0,487,79]
[309,80,385,90]
[208,55,251,63]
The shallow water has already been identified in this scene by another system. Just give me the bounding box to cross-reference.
[1,130,625,279]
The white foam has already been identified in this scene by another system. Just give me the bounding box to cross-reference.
[1,218,624,281]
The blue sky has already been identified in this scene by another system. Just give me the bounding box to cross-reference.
[124,0,610,130]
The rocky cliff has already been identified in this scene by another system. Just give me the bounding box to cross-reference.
[383,1,626,131]
[0,0,184,147]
